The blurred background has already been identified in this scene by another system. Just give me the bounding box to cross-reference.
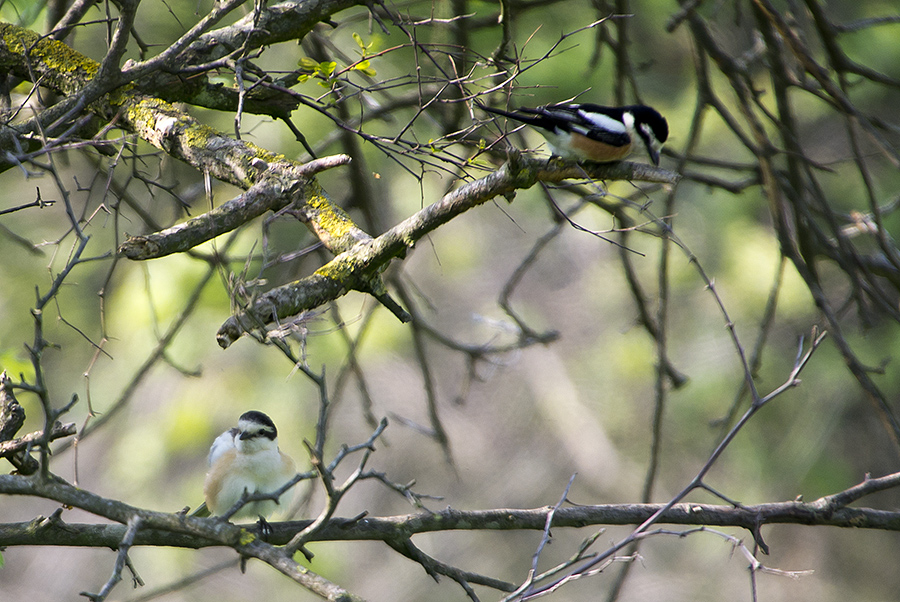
[1,0,899,600]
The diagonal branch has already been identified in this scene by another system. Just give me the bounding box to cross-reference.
[216,157,679,346]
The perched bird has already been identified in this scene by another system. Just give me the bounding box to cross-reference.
[480,102,669,165]
[202,411,296,520]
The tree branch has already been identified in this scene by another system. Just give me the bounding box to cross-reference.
[3,472,898,549]
[216,157,679,346]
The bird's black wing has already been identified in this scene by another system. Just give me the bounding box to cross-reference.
[536,104,631,147]
[481,103,631,147]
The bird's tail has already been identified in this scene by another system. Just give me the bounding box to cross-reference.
[477,102,550,129]
[189,501,211,517]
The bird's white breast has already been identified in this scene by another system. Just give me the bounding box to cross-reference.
[205,443,295,519]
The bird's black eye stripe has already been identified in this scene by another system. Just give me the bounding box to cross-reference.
[239,426,277,440]
[256,428,277,440]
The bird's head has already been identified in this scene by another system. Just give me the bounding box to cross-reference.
[236,410,279,453]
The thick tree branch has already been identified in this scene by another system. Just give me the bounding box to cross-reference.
[123,0,373,117]
[216,157,679,346]
[173,0,368,69]
[0,472,363,600]
[3,471,898,549]
[2,500,898,547]
[118,156,354,260]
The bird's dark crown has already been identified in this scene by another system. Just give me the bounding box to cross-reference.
[239,410,278,439]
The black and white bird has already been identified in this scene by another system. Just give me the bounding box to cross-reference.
[202,411,296,520]
[480,102,669,165]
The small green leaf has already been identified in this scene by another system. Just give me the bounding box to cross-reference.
[352,60,377,77]
[353,32,365,50]
[298,57,319,70]
[317,61,337,76]
[297,73,310,83]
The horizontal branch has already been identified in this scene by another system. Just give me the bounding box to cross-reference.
[118,177,291,260]
[3,471,895,602]
[119,0,372,118]
[0,474,362,600]
[4,478,898,548]
[174,0,367,69]
[0,473,246,545]
[0,421,76,456]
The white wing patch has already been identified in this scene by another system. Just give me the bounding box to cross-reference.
[577,110,627,133]
[207,428,238,467]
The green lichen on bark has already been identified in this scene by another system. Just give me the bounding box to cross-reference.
[0,23,98,92]
[304,181,365,248]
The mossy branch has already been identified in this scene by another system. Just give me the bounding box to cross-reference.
[0,24,363,262]
[217,157,679,347]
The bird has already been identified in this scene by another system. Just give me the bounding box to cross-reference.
[480,102,669,165]
[202,410,296,520]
